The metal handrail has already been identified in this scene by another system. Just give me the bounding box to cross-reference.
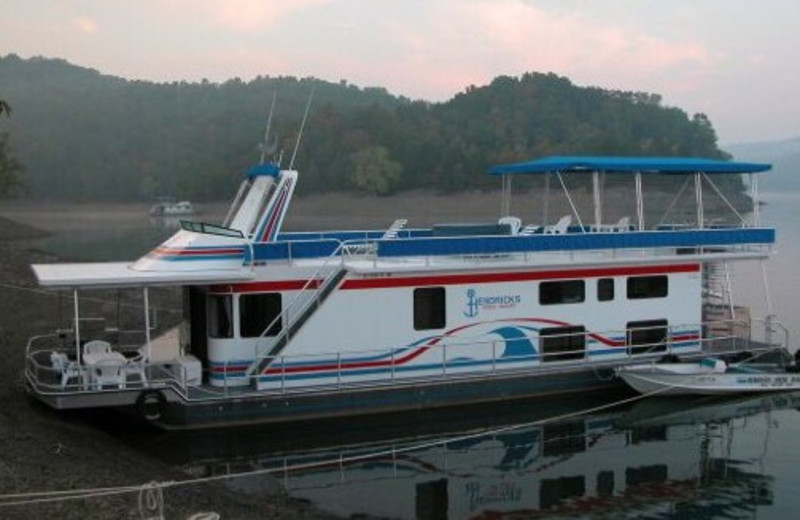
[249,241,347,370]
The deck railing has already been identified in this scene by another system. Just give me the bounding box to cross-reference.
[24,315,790,403]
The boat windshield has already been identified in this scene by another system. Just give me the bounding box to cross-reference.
[180,221,244,238]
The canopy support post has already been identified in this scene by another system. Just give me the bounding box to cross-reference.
[694,172,704,229]
[73,289,81,366]
[592,171,602,229]
[750,173,760,227]
[635,171,644,231]
[143,286,152,361]
[542,174,550,225]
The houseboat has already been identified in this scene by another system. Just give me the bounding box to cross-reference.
[23,156,784,429]
[149,199,195,217]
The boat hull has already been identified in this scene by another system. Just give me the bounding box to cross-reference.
[150,366,626,430]
[618,366,800,396]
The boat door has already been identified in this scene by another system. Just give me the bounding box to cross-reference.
[184,286,209,378]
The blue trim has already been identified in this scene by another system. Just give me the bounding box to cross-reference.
[376,228,775,258]
[248,228,773,262]
[245,163,280,178]
[489,156,772,175]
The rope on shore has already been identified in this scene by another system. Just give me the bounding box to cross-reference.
[0,387,671,509]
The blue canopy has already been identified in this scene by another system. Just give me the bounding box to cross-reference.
[489,156,772,175]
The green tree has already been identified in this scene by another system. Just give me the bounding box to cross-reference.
[349,145,403,195]
[0,100,24,196]
[0,133,24,196]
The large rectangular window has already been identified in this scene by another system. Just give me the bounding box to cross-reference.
[414,287,446,330]
[539,280,585,305]
[540,326,586,362]
[207,294,233,338]
[240,293,282,337]
[627,275,668,299]
[627,319,668,354]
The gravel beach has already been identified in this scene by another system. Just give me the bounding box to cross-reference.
[0,215,345,520]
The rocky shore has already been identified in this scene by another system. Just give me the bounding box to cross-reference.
[0,215,342,520]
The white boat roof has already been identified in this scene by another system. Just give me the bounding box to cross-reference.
[32,262,254,288]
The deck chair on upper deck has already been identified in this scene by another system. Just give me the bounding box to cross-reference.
[498,216,522,235]
[382,218,408,239]
[518,224,540,235]
[543,215,572,235]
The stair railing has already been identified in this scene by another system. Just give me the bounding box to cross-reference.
[247,241,353,377]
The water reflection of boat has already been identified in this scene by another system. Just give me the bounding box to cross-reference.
[131,391,791,519]
[617,390,800,428]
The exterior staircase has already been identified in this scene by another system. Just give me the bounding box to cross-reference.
[248,266,348,379]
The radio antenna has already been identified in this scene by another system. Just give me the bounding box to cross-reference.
[259,91,278,165]
[289,85,315,171]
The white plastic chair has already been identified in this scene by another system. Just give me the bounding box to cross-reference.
[544,215,572,234]
[382,218,408,239]
[519,224,540,236]
[50,351,81,389]
[83,340,112,357]
[498,216,522,235]
[92,358,125,389]
[615,216,631,232]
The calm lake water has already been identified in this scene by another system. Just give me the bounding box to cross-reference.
[5,192,800,519]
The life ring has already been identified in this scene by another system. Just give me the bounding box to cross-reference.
[136,390,167,421]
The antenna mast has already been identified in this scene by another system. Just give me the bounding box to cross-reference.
[259,91,278,164]
[289,85,315,171]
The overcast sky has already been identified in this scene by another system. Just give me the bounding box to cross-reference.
[2,0,798,144]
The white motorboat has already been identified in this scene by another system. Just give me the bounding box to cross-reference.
[617,355,800,396]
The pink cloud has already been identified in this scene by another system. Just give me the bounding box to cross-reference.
[71,16,98,34]
[188,0,331,32]
[359,0,713,100]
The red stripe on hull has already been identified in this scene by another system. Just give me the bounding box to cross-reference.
[341,263,700,290]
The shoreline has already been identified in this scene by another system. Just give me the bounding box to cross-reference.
[0,214,343,520]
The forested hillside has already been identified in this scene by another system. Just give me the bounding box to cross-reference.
[0,54,732,201]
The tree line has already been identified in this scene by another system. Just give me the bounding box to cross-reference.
[0,54,735,201]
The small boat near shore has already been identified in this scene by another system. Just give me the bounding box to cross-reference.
[22,155,789,429]
[149,199,195,217]
[617,353,800,396]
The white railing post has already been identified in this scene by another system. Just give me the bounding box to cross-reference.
[337,352,342,389]
[281,356,286,393]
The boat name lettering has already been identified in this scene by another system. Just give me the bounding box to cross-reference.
[465,481,522,512]
[464,288,521,317]
[735,375,800,386]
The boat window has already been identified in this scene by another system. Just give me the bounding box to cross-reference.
[181,221,244,238]
[597,278,614,301]
[626,275,668,299]
[626,319,668,354]
[414,287,446,330]
[240,293,282,337]
[539,280,585,305]
[539,325,586,362]
[540,476,585,509]
[207,294,233,339]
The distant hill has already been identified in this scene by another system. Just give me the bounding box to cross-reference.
[725,138,800,193]
[1,54,732,201]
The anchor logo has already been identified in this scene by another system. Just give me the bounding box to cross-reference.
[464,288,480,318]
